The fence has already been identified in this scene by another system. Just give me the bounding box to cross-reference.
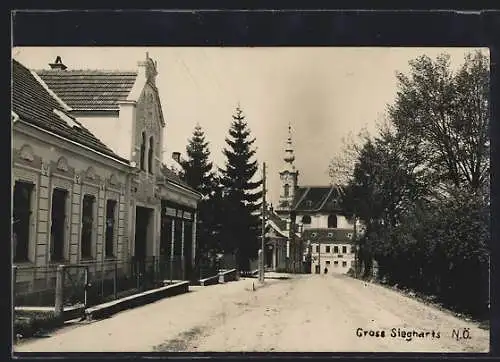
[13,264,59,307]
[13,256,186,309]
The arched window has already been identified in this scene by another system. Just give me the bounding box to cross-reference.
[284,184,290,198]
[328,214,337,228]
[140,132,146,171]
[302,215,311,224]
[148,136,154,174]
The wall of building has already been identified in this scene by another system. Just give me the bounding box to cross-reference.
[297,213,354,230]
[12,124,131,290]
[310,242,356,274]
[76,114,133,162]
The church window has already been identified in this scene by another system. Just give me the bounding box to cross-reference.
[302,215,311,224]
[140,132,146,171]
[284,184,290,198]
[328,214,337,228]
[148,136,154,174]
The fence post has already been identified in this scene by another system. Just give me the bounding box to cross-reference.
[113,262,117,300]
[136,260,140,291]
[55,265,65,319]
[12,265,17,315]
[84,267,89,309]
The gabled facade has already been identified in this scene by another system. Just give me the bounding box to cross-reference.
[36,54,202,281]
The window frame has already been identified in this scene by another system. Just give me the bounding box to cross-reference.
[13,181,35,263]
[81,193,96,259]
[105,199,118,258]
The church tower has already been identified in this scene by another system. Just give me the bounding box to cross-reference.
[276,123,299,217]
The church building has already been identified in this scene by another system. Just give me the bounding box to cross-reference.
[264,125,360,275]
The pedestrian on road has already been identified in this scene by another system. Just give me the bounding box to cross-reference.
[324,267,328,275]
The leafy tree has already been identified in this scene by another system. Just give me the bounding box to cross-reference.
[219,106,263,270]
[337,51,490,317]
[389,51,489,194]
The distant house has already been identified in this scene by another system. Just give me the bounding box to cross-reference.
[35,54,202,281]
[264,125,362,275]
[303,228,356,274]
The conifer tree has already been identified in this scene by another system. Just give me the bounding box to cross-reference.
[181,123,214,196]
[180,124,219,262]
[220,106,263,270]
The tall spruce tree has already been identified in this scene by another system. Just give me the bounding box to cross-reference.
[181,123,214,195]
[220,106,263,270]
[180,124,219,261]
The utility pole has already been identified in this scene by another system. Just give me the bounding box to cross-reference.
[353,213,358,277]
[318,240,321,275]
[259,162,266,282]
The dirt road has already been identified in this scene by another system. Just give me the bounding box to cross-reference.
[14,274,489,353]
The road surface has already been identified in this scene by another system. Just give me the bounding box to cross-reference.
[14,274,489,353]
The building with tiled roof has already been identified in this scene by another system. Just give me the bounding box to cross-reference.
[37,69,138,112]
[12,59,128,163]
[264,125,362,274]
[12,54,203,306]
[37,54,202,281]
[12,59,132,302]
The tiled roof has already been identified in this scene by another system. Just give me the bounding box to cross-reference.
[302,228,355,244]
[36,69,138,111]
[12,59,128,163]
[292,186,342,212]
[160,166,200,196]
[267,210,287,231]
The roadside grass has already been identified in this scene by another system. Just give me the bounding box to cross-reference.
[348,273,490,330]
[14,310,64,342]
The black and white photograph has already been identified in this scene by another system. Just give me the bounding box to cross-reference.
[11,45,490,353]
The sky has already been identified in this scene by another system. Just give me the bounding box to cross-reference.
[12,47,488,206]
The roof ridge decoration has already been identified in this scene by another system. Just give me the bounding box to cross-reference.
[30,69,72,112]
[38,69,138,74]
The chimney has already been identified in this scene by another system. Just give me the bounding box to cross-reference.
[49,56,67,70]
[172,152,181,164]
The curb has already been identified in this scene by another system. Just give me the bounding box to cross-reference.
[85,281,189,320]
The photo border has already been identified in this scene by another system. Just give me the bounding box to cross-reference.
[8,7,500,361]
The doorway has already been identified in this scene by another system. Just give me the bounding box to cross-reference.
[134,206,153,261]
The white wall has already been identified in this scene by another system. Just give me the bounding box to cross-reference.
[76,111,134,162]
[298,213,354,230]
[310,242,356,274]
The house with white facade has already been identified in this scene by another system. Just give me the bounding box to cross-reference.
[12,54,202,306]
[12,59,132,304]
[35,54,202,281]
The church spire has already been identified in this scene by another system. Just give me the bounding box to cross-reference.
[283,122,295,167]
[277,122,299,216]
